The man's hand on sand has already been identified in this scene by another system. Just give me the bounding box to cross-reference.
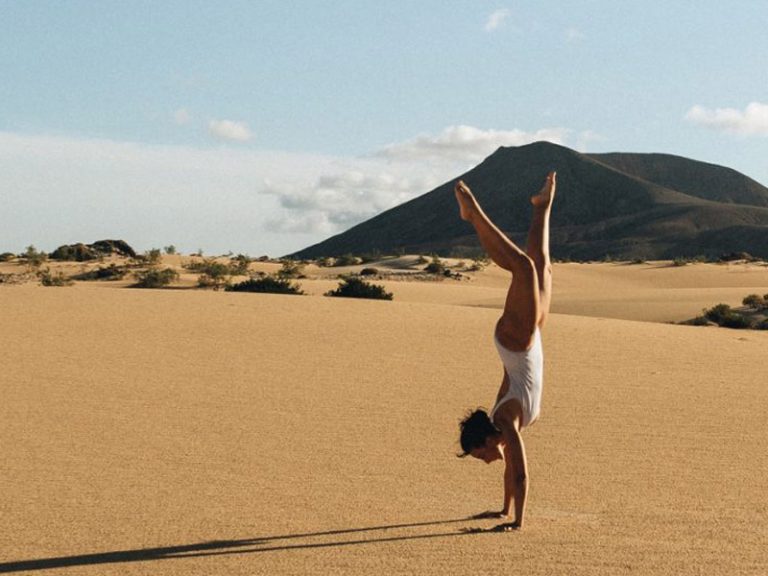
[490,521,521,532]
[460,519,521,534]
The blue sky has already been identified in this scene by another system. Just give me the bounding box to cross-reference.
[2,1,767,256]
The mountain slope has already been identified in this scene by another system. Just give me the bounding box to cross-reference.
[291,142,768,260]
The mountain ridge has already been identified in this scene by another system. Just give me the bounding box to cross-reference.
[290,142,768,260]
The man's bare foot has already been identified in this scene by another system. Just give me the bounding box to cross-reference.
[531,171,556,209]
[455,180,479,221]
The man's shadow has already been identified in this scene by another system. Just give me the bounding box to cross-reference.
[0,517,503,573]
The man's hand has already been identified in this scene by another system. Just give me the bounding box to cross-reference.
[490,521,521,532]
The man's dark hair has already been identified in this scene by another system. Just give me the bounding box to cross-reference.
[458,409,500,457]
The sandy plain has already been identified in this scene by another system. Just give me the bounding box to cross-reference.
[1,257,767,575]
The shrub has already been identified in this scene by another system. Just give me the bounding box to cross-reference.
[425,255,446,275]
[334,254,362,266]
[22,245,48,268]
[229,254,251,276]
[72,264,127,281]
[743,294,766,309]
[133,267,179,288]
[145,249,163,266]
[685,315,711,326]
[703,303,752,329]
[192,260,231,289]
[164,245,177,255]
[226,276,304,295]
[38,268,74,287]
[359,267,379,276]
[358,252,381,264]
[325,277,393,300]
[756,319,768,331]
[197,264,231,290]
[278,260,306,278]
[0,252,15,262]
[719,314,752,329]
[704,304,732,324]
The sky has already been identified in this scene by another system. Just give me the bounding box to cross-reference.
[1,1,767,257]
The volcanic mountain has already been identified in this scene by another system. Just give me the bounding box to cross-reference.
[290,142,768,261]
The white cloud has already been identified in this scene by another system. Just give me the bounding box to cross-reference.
[376,125,569,164]
[0,131,331,256]
[565,27,585,43]
[263,168,442,235]
[485,9,511,31]
[0,124,592,256]
[173,108,191,125]
[208,119,252,142]
[685,102,768,136]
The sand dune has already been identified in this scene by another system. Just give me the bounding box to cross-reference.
[1,262,766,575]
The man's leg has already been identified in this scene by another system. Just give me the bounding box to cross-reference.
[526,172,556,327]
[455,180,539,350]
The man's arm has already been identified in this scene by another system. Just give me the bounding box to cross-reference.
[501,423,528,528]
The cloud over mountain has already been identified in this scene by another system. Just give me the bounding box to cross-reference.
[685,102,768,136]
[376,125,568,164]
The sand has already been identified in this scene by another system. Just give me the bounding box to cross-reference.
[1,260,767,575]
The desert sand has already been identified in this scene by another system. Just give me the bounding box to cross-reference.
[1,258,767,575]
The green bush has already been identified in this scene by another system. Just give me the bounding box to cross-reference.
[38,268,74,287]
[22,245,48,268]
[196,261,231,289]
[756,319,768,331]
[424,254,446,275]
[719,314,753,329]
[325,277,393,300]
[133,267,179,288]
[226,275,304,295]
[278,260,306,278]
[72,264,127,281]
[229,254,251,276]
[359,267,379,276]
[144,248,163,266]
[164,245,177,255]
[743,294,766,309]
[333,254,362,266]
[358,252,381,264]
[703,303,752,329]
[704,304,732,324]
[0,252,15,262]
